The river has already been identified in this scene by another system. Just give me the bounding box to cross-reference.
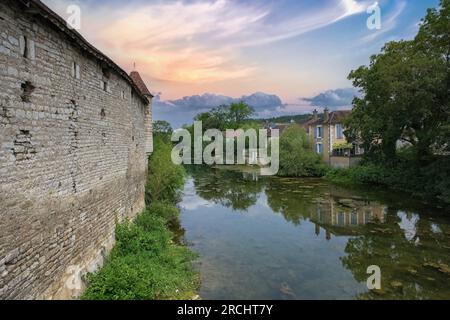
[178,166,450,300]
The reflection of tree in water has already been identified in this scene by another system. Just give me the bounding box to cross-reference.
[341,209,450,300]
[187,166,450,299]
[187,166,264,211]
[170,218,187,245]
[265,178,326,225]
[264,177,450,299]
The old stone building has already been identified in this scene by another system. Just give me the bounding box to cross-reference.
[305,109,363,168]
[0,0,153,299]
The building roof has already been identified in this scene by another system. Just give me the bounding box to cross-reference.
[306,110,352,126]
[21,0,152,103]
[329,110,352,124]
[130,71,153,97]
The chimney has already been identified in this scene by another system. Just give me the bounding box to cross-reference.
[323,108,330,123]
[313,109,318,121]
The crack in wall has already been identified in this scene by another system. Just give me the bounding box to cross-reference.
[20,81,35,103]
[13,130,36,161]
[68,100,79,194]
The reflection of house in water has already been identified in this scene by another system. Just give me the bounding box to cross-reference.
[310,194,388,240]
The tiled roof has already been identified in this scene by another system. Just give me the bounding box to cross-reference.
[130,71,153,98]
[306,110,352,126]
[329,110,352,124]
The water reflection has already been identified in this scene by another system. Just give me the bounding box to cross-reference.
[181,166,450,300]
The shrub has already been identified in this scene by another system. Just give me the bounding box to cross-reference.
[278,125,328,177]
[112,219,171,257]
[82,210,198,300]
[82,245,197,300]
[146,137,186,204]
[326,155,450,206]
[135,203,180,231]
[82,137,198,300]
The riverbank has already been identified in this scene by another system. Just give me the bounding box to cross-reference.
[325,157,450,208]
[81,139,199,300]
[274,125,449,208]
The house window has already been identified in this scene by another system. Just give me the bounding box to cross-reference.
[101,67,111,93]
[353,143,363,155]
[19,36,35,60]
[316,126,323,139]
[338,212,345,226]
[72,62,80,79]
[101,80,109,92]
[20,36,27,57]
[351,212,358,225]
[364,211,372,223]
[336,124,344,139]
[316,143,323,155]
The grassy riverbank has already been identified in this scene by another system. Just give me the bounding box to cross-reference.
[326,156,450,207]
[82,138,198,300]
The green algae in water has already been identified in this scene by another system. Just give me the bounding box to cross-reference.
[180,166,450,300]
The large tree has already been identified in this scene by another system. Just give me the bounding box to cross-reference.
[194,102,255,131]
[228,101,255,127]
[153,120,173,134]
[346,0,450,162]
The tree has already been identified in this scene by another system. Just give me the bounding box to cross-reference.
[194,102,255,131]
[278,125,327,177]
[415,0,450,155]
[228,101,255,128]
[346,0,450,162]
[153,120,173,134]
[195,106,229,131]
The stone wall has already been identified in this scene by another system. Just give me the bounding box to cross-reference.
[0,0,152,299]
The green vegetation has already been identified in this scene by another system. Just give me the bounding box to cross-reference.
[146,137,186,204]
[330,0,450,205]
[278,125,328,177]
[153,120,173,136]
[82,138,198,300]
[258,114,312,125]
[326,154,450,205]
[194,101,259,131]
[346,0,449,161]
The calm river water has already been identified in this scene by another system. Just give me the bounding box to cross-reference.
[179,166,450,300]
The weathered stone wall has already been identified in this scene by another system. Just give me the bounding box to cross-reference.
[0,0,152,299]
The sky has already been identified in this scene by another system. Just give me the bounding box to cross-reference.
[43,0,439,127]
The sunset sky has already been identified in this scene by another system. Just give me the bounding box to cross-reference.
[43,0,439,127]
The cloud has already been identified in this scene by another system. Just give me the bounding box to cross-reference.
[153,92,285,127]
[161,94,234,110]
[241,92,284,111]
[302,88,360,109]
[154,88,362,127]
[43,0,372,84]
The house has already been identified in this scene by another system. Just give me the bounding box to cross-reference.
[264,121,302,137]
[305,109,363,168]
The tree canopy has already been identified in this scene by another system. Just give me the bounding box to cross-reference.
[278,125,328,177]
[153,120,173,134]
[194,101,256,131]
[345,0,449,162]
